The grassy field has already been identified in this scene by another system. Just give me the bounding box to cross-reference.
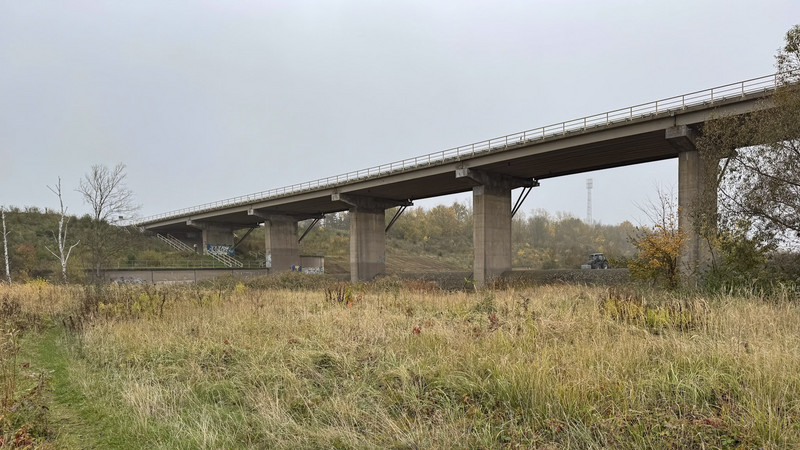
[1,276,799,448]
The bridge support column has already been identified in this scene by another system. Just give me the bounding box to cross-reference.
[473,184,512,286]
[248,209,303,272]
[669,125,715,285]
[457,168,536,286]
[350,209,386,282]
[332,193,412,282]
[264,217,300,272]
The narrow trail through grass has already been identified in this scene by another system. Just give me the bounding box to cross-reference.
[24,327,137,449]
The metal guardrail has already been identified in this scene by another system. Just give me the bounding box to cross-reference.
[156,233,195,253]
[205,250,244,268]
[155,233,246,268]
[137,72,783,225]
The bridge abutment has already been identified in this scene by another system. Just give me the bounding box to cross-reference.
[187,221,236,255]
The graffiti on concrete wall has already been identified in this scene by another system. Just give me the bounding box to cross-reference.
[206,244,234,256]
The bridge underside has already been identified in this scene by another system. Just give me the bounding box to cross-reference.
[140,92,769,284]
[146,127,686,232]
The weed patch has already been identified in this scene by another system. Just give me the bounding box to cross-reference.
[600,286,710,332]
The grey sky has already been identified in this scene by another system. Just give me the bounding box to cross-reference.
[1,1,797,225]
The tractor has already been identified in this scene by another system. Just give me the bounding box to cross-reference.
[581,253,609,269]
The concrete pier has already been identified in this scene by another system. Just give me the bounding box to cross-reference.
[473,184,512,285]
[456,168,535,285]
[349,209,386,282]
[332,193,412,282]
[677,149,714,283]
[669,125,715,284]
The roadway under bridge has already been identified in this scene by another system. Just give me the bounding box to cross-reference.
[137,74,779,285]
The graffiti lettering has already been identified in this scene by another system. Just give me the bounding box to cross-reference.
[206,244,234,256]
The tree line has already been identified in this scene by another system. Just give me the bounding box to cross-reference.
[279,202,637,271]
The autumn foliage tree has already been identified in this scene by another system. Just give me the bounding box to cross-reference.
[628,190,686,289]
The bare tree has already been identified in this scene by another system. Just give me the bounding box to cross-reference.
[78,163,137,223]
[77,163,139,276]
[45,178,80,283]
[1,206,10,283]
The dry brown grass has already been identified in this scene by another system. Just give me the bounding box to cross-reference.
[2,280,800,448]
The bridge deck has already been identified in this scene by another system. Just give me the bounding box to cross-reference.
[138,74,778,233]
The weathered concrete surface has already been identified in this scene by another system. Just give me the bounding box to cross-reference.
[103,268,270,284]
[350,209,386,282]
[204,228,234,249]
[300,255,325,274]
[677,148,715,285]
[334,193,410,282]
[473,184,512,286]
[186,221,236,253]
[264,216,300,271]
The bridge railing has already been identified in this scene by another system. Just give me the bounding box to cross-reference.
[137,72,783,225]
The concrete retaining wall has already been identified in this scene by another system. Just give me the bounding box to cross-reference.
[104,268,271,284]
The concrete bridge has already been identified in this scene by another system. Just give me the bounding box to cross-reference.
[137,74,779,284]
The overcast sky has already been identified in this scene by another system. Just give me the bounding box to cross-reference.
[1,1,798,225]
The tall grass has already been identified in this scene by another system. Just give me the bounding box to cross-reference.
[2,279,800,448]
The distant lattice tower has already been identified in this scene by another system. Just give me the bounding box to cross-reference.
[586,178,593,225]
